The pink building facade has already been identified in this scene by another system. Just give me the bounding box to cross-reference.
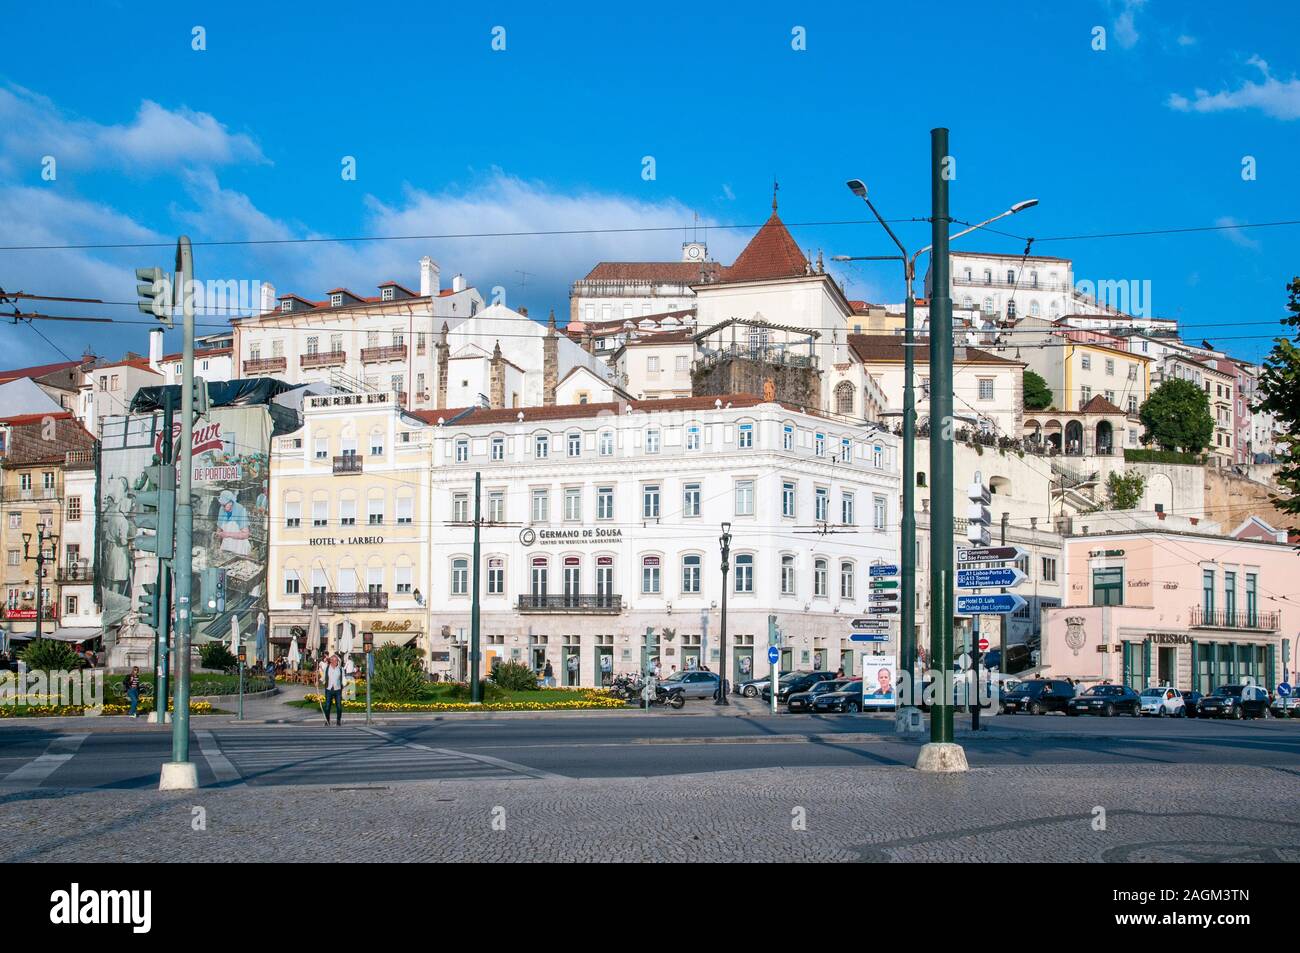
[1042,529,1296,693]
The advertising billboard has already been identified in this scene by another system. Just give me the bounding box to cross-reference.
[860,653,897,709]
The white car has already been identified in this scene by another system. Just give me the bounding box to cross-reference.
[1139,686,1185,717]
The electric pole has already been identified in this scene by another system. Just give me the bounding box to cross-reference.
[470,470,482,703]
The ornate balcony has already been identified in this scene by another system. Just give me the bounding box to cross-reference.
[243,357,287,374]
[332,455,363,475]
[1189,606,1279,632]
[360,345,407,363]
[301,350,347,369]
[516,594,621,614]
[301,591,388,611]
[56,563,94,584]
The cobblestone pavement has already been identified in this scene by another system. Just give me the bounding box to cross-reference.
[1,763,1297,862]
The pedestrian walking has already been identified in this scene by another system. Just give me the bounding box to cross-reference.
[321,653,345,726]
[543,659,554,688]
[125,666,142,719]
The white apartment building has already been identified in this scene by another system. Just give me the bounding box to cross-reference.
[233,256,485,407]
[611,329,696,400]
[79,357,163,436]
[421,395,901,687]
[56,452,101,638]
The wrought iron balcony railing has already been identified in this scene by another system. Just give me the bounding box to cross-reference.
[301,591,388,611]
[1189,606,1278,632]
[516,593,621,614]
[332,455,363,475]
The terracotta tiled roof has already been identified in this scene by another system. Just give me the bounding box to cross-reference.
[161,347,232,363]
[847,334,1023,366]
[1077,394,1125,415]
[0,359,89,383]
[724,214,809,283]
[408,394,774,428]
[0,411,74,426]
[616,328,696,346]
[581,261,725,283]
[94,358,161,374]
[564,308,697,337]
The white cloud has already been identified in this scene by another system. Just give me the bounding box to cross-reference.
[1214,216,1261,251]
[1176,34,1197,47]
[1110,0,1146,50]
[0,83,266,177]
[1168,56,1300,120]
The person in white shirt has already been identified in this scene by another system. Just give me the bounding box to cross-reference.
[321,654,345,726]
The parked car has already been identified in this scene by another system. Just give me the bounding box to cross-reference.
[735,675,772,698]
[810,680,864,713]
[787,678,855,713]
[1198,683,1269,719]
[1139,686,1186,717]
[658,670,721,700]
[1181,690,1204,717]
[1269,692,1299,719]
[1067,684,1141,717]
[762,670,840,704]
[1000,678,1076,715]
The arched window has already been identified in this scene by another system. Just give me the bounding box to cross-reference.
[780,554,796,595]
[835,381,855,415]
[530,556,549,603]
[369,428,385,457]
[681,554,701,594]
[451,557,469,595]
[813,558,828,598]
[840,561,855,600]
[642,555,662,594]
[734,554,754,593]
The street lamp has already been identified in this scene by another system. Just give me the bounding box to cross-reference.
[716,522,732,705]
[21,525,59,641]
[837,178,1037,709]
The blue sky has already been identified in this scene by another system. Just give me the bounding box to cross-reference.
[1,0,1297,367]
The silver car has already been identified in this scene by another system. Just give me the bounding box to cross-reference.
[659,670,721,699]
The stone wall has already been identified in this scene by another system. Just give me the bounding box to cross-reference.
[691,358,820,409]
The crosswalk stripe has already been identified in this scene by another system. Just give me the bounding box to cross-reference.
[0,733,89,788]
[195,730,244,786]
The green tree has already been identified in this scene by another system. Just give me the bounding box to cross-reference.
[1022,369,1053,410]
[1105,470,1146,510]
[1254,277,1300,516]
[1138,378,1213,453]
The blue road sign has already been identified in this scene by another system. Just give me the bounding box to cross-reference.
[1279,682,1292,697]
[767,646,780,664]
[957,567,1027,589]
[869,564,900,578]
[955,593,1027,615]
[850,633,888,643]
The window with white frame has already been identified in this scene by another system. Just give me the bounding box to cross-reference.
[647,356,660,373]
[681,554,701,593]
[284,568,300,595]
[782,481,796,518]
[395,566,412,594]
[783,425,794,450]
[840,438,851,462]
[813,558,828,598]
[686,425,701,451]
[683,482,701,518]
[285,499,301,528]
[567,432,581,457]
[842,492,855,525]
[642,555,661,594]
[781,554,796,595]
[815,433,825,457]
[396,496,413,525]
[735,480,754,516]
[840,561,855,599]
[312,499,328,527]
[339,497,356,526]
[597,486,614,520]
[314,436,328,460]
[453,493,469,523]
[599,430,614,456]
[675,355,689,372]
[815,487,828,522]
[488,491,505,523]
[872,444,884,469]
[371,431,385,456]
[642,484,660,519]
[734,554,753,593]
[451,558,469,595]
[978,379,994,401]
[738,423,753,449]
[487,557,505,595]
[455,438,469,462]
[535,433,549,458]
[645,429,660,454]
[564,486,582,521]
[491,436,505,461]
[367,496,384,525]
[531,489,549,524]
[873,495,886,531]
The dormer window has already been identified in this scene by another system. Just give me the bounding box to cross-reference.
[381,287,395,301]
[279,299,293,312]
[330,294,343,307]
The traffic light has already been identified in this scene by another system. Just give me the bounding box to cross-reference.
[133,464,176,559]
[192,376,210,419]
[135,266,173,328]
[200,567,227,616]
[138,581,162,629]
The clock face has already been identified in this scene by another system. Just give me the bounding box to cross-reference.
[685,243,703,260]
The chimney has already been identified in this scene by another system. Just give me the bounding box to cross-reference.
[435,322,450,409]
[489,341,506,409]
[584,325,595,355]
[451,274,467,294]
[420,257,440,297]
[259,282,276,314]
[148,328,164,371]
[543,310,559,407]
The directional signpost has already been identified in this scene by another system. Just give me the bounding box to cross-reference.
[956,567,1027,590]
[956,593,1027,615]
[958,545,1028,564]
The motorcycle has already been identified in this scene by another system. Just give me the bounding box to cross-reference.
[647,683,686,710]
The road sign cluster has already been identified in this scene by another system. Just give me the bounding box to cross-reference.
[955,509,1027,615]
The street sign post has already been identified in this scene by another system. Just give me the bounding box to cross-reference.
[957,567,1027,589]
[957,545,1028,564]
[767,645,780,665]
[850,618,889,629]
[956,593,1027,615]
[869,564,900,578]
[850,633,888,643]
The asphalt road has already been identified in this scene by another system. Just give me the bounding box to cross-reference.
[2,710,1297,790]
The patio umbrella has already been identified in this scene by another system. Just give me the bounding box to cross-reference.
[339,620,355,657]
[229,616,240,656]
[307,603,321,658]
[254,611,267,664]
[287,636,300,667]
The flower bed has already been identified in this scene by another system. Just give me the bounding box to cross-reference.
[301,689,624,713]
[0,701,215,718]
